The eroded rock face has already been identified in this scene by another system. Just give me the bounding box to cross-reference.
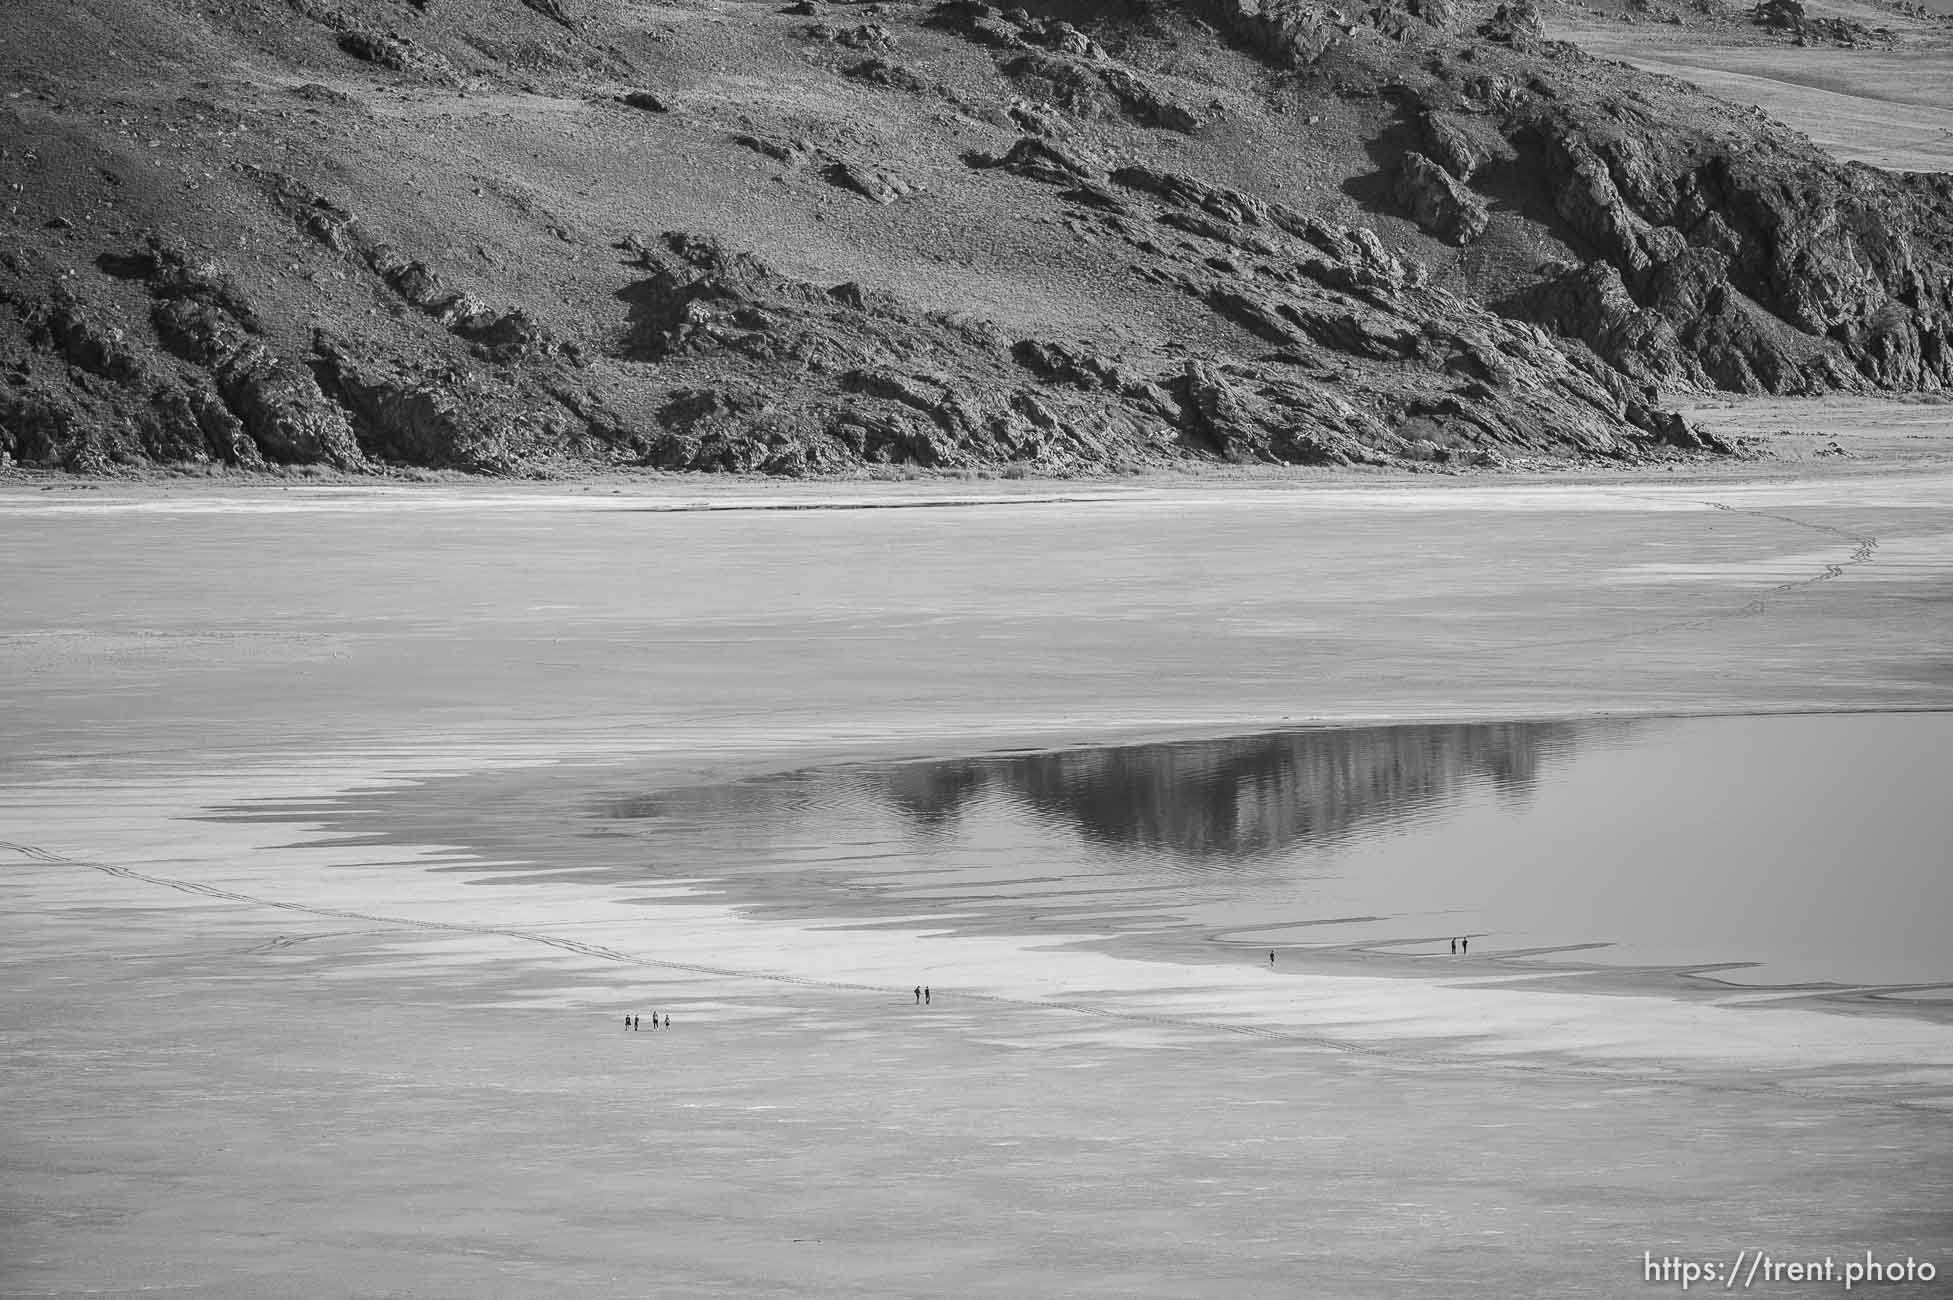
[334,29,454,80]
[967,136,1106,184]
[1478,1,1545,49]
[806,22,895,49]
[587,192,1713,475]
[1503,262,1694,387]
[314,337,556,473]
[27,0,1940,479]
[821,159,923,204]
[1417,110,1491,181]
[1505,108,1953,392]
[1000,52,1202,132]
[1191,0,1466,69]
[150,292,362,469]
[1,236,365,469]
[1750,0,1879,45]
[1391,152,1489,245]
[928,2,1111,58]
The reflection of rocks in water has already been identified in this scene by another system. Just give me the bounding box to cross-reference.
[875,723,1582,861]
[597,721,1588,866]
[876,759,986,839]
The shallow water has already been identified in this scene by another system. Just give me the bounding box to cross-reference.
[594,711,1953,991]
[6,481,1953,1296]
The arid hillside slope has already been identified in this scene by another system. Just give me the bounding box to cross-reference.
[2,0,1950,475]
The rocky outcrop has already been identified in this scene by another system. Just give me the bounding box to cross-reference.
[967,137,1106,184]
[334,29,454,80]
[282,1,462,80]
[821,160,923,203]
[994,51,1202,132]
[592,194,1713,474]
[520,0,577,28]
[1191,0,1461,67]
[728,135,920,201]
[928,3,1111,58]
[367,247,561,363]
[1502,262,1695,387]
[33,287,151,386]
[1391,152,1489,245]
[29,0,1943,479]
[1750,0,1879,45]
[1417,110,1492,181]
[841,58,929,92]
[313,336,563,473]
[1478,1,1545,49]
[604,232,1172,472]
[103,238,363,467]
[806,22,895,49]
[247,166,562,365]
[149,290,363,468]
[1505,108,1953,392]
[1132,0,1953,401]
[734,133,820,168]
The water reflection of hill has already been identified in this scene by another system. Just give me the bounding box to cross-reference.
[890,724,1580,861]
[606,722,1589,865]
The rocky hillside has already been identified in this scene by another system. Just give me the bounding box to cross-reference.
[2,0,1948,475]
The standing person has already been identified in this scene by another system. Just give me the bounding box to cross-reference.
[625,1013,632,1030]
[1451,938,1457,955]
[1462,937,1469,955]
[1269,950,1275,966]
[924,986,931,1005]
[915,986,922,1005]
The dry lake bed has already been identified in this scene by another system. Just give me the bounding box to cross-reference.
[4,451,1952,1296]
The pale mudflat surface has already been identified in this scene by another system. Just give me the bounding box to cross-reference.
[4,435,1953,1296]
[1552,6,1953,172]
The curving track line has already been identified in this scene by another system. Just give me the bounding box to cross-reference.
[0,840,1357,1052]
[1512,495,1879,650]
[6,839,1946,1110]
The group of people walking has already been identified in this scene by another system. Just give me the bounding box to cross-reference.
[614,936,1482,1032]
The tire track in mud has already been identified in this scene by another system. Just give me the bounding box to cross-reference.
[1512,496,1879,650]
[8,839,1949,1111]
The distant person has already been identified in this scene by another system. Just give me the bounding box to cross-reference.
[915,986,922,1005]
[625,1014,632,1030]
[662,1014,670,1029]
[924,987,931,1005]
[1269,951,1275,966]
[1462,937,1469,955]
[1451,938,1457,956]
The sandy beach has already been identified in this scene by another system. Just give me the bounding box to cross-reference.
[5,435,1953,1296]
